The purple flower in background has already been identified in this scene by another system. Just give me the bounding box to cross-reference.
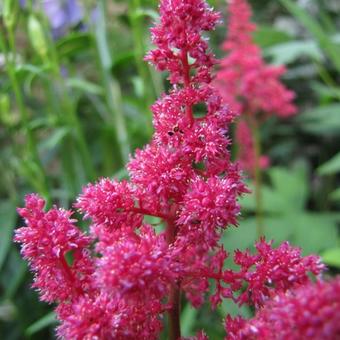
[43,0,83,38]
[21,0,83,38]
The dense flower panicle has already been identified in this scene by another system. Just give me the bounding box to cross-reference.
[145,0,220,84]
[225,277,340,340]
[14,194,93,303]
[232,239,325,308]
[215,0,297,176]
[14,0,329,338]
[215,0,297,118]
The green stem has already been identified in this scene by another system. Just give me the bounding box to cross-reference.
[0,27,51,203]
[38,9,96,182]
[92,0,130,165]
[250,118,264,238]
[128,0,154,135]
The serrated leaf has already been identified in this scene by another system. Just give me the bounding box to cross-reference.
[297,103,340,136]
[268,163,308,212]
[318,152,340,175]
[265,39,322,65]
[292,213,339,255]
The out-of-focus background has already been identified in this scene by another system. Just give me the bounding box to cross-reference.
[0,0,339,338]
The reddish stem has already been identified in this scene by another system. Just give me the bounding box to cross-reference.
[60,253,83,296]
[166,219,181,340]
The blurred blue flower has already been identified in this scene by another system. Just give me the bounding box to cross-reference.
[21,0,84,38]
[43,0,83,38]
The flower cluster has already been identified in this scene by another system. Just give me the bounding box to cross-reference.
[14,0,335,339]
[215,0,297,175]
[225,277,340,339]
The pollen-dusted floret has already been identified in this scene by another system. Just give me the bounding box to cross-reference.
[225,277,340,340]
[14,194,93,303]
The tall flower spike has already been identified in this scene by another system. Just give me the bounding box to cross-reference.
[15,1,326,339]
[215,0,297,175]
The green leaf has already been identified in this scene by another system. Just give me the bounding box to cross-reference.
[65,78,104,95]
[56,32,92,59]
[219,299,251,319]
[0,200,17,271]
[297,103,340,135]
[39,127,70,151]
[321,247,340,268]
[133,8,159,21]
[253,25,292,48]
[25,312,57,336]
[265,40,322,65]
[330,188,340,202]
[181,304,198,337]
[292,213,339,255]
[268,163,308,212]
[318,152,340,175]
[279,0,340,72]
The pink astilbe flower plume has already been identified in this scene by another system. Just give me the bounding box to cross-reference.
[14,194,94,303]
[215,0,297,175]
[225,277,340,340]
[14,0,334,339]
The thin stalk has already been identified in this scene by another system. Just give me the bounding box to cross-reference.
[91,0,130,164]
[128,0,154,135]
[0,27,51,203]
[166,220,181,340]
[37,9,96,182]
[250,117,264,237]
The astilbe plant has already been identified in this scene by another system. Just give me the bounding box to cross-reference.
[226,277,340,340]
[14,0,330,339]
[215,0,297,176]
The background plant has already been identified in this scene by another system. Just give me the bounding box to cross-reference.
[0,0,339,338]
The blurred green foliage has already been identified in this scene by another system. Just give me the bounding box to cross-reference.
[0,0,339,338]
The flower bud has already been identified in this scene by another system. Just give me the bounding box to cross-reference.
[27,15,48,60]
